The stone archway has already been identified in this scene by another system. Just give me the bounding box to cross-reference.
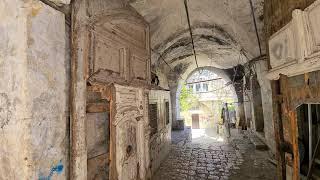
[172,66,239,129]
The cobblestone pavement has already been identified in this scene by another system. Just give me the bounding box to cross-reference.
[152,128,276,180]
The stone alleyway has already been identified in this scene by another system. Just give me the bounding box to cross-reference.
[152,128,276,180]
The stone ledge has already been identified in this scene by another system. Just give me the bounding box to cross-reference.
[248,132,269,150]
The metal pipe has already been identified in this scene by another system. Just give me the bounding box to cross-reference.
[308,104,313,168]
[249,0,262,55]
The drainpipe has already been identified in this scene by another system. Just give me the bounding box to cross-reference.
[308,104,312,168]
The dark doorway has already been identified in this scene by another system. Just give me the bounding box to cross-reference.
[251,75,264,132]
[297,104,320,178]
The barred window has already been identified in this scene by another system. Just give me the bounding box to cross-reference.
[149,103,158,137]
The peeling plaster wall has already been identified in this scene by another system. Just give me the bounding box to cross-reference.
[0,1,69,179]
[149,90,172,174]
[0,0,31,178]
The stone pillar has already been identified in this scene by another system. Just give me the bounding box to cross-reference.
[233,78,246,129]
[255,59,276,154]
[169,83,178,127]
[71,0,88,179]
[243,75,253,129]
[0,0,69,179]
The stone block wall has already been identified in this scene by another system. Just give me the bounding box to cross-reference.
[0,1,70,179]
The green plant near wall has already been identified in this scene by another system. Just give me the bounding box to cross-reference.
[180,84,199,112]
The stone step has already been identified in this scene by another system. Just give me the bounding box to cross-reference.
[249,133,268,150]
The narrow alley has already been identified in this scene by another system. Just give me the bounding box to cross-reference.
[153,128,276,180]
[2,0,320,179]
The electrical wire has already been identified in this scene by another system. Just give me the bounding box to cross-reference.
[151,48,184,80]
[186,78,223,84]
[183,0,201,74]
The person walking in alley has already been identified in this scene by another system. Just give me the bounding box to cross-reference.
[221,103,231,138]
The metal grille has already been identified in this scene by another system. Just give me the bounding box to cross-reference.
[149,103,158,137]
[165,102,170,125]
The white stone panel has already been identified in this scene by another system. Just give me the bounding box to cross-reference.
[304,0,320,56]
[267,0,320,80]
[269,19,300,69]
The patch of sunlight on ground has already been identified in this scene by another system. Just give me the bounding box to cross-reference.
[191,128,225,142]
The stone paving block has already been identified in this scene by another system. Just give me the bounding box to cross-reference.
[152,129,276,180]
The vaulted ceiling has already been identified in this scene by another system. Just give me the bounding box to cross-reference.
[130,0,265,70]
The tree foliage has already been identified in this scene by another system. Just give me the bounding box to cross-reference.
[179,85,199,112]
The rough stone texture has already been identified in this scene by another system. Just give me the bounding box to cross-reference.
[149,90,172,174]
[0,0,68,179]
[153,128,276,180]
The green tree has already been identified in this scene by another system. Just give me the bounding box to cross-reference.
[179,84,199,112]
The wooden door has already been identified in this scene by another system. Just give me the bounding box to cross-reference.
[71,1,151,179]
[192,114,200,129]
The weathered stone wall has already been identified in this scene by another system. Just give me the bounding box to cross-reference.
[154,68,170,90]
[0,0,69,179]
[255,60,276,154]
[0,1,31,178]
[265,0,319,178]
[149,90,172,174]
[241,59,276,154]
